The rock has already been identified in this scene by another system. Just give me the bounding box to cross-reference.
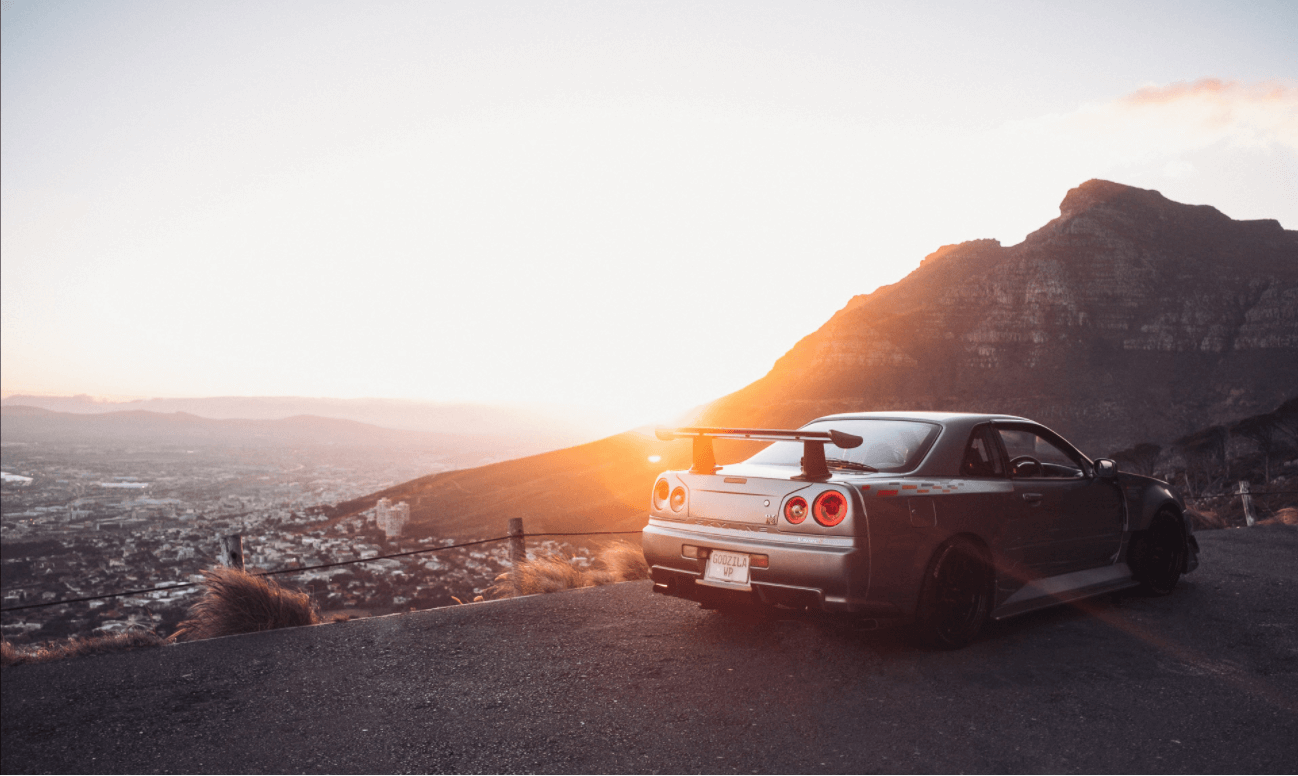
[702,179,1298,452]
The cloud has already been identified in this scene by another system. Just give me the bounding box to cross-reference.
[1115,78,1298,151]
[1120,78,1291,108]
[1001,78,1298,176]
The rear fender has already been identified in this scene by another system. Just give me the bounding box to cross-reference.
[864,493,975,618]
[903,532,992,618]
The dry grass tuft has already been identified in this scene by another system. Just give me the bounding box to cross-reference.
[1187,507,1230,530]
[2,630,164,666]
[1259,507,1298,526]
[594,541,650,583]
[489,553,591,598]
[171,566,319,642]
[487,541,649,599]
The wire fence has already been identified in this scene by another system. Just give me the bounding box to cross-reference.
[0,529,644,614]
[10,485,1297,614]
[1183,489,1298,502]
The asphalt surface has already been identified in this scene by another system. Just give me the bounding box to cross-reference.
[3,525,1296,774]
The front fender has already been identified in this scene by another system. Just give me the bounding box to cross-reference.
[1118,473,1183,531]
[1118,472,1198,573]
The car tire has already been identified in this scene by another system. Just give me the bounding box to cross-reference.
[913,537,992,649]
[1129,510,1185,596]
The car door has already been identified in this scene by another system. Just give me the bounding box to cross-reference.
[993,423,1122,576]
[992,426,1072,579]
[956,424,1035,601]
[1060,458,1125,570]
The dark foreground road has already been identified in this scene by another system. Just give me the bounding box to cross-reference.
[3,526,1296,774]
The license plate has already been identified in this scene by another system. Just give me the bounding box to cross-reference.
[704,550,750,586]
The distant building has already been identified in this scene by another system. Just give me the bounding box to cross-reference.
[374,498,409,539]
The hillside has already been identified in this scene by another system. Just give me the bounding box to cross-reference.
[330,430,694,541]
[338,180,1297,540]
[702,179,1298,452]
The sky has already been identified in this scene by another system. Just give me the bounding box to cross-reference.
[3,0,1296,434]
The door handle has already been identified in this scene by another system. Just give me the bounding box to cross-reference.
[1021,493,1043,504]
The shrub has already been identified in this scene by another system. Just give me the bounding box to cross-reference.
[487,541,649,598]
[171,567,319,642]
[1187,507,1230,530]
[489,553,591,598]
[2,630,164,666]
[1259,507,1298,526]
[595,540,650,582]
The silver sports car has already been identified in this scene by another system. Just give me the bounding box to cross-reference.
[643,412,1199,647]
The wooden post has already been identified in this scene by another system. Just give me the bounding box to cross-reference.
[218,534,245,570]
[1239,482,1256,527]
[508,518,526,568]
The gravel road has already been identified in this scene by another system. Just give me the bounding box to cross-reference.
[3,525,1295,774]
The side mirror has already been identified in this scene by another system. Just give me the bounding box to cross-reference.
[1093,458,1118,479]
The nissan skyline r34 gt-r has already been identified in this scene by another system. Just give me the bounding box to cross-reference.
[643,412,1199,647]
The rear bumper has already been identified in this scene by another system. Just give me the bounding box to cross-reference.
[643,522,898,617]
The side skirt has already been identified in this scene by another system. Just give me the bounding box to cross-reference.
[991,564,1140,621]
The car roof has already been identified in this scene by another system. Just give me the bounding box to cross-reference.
[812,410,1030,424]
[807,411,1074,476]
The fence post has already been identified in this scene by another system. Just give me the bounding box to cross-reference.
[1239,481,1256,527]
[218,534,245,570]
[508,518,526,568]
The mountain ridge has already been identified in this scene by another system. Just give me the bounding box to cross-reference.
[0,394,602,451]
[0,405,527,460]
[698,179,1297,451]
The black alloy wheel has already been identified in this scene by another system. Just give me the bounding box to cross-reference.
[915,537,992,649]
[1130,510,1186,595]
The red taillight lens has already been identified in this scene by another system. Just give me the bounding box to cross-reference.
[813,490,847,526]
[653,479,670,510]
[670,487,687,512]
[784,496,808,524]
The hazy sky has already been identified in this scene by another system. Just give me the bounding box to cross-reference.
[3,0,1296,431]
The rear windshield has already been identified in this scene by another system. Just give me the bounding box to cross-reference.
[744,419,941,474]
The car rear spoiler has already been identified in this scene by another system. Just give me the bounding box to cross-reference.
[655,426,863,480]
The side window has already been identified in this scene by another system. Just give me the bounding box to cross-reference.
[961,425,1005,477]
[996,428,1085,478]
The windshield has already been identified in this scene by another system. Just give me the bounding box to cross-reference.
[744,419,941,474]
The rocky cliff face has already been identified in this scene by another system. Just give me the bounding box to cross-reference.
[701,180,1298,453]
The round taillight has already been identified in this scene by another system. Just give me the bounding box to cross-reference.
[784,496,808,524]
[813,490,847,527]
[653,479,670,510]
[670,487,687,512]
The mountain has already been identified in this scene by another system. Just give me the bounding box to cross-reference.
[337,180,1296,540]
[0,405,537,467]
[700,179,1298,452]
[0,395,604,453]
